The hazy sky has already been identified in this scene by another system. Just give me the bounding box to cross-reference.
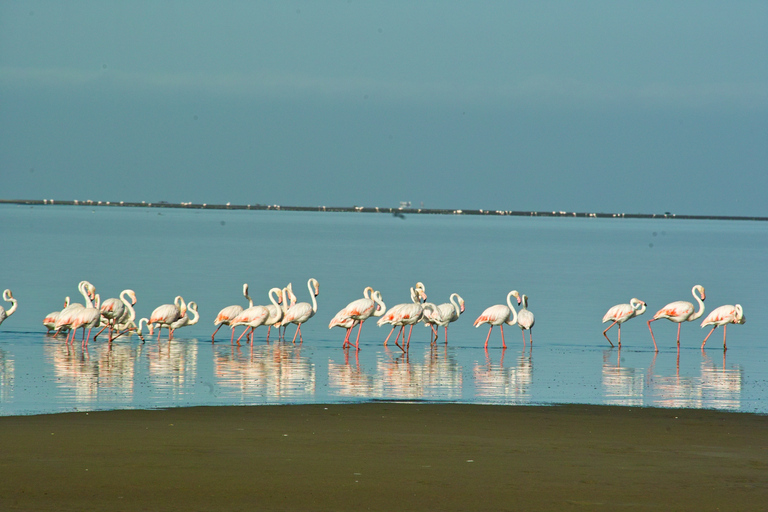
[1,1,766,215]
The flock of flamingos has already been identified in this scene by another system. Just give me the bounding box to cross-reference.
[0,279,746,352]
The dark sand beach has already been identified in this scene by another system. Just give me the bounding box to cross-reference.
[1,403,766,511]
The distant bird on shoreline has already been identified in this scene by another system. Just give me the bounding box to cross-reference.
[602,298,647,348]
[647,285,706,351]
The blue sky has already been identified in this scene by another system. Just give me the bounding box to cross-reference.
[1,1,766,215]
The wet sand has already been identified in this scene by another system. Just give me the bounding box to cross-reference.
[1,403,766,511]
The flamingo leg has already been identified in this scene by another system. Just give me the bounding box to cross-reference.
[235,326,249,345]
[265,326,272,342]
[211,324,222,342]
[529,328,534,345]
[676,322,682,345]
[484,326,493,349]
[723,325,728,351]
[93,325,109,341]
[291,324,303,344]
[647,320,659,352]
[405,325,414,348]
[444,326,449,345]
[354,322,364,349]
[500,325,506,349]
[602,321,617,347]
[701,326,717,349]
[383,327,396,346]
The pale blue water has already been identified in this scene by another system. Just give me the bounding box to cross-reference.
[1,204,766,415]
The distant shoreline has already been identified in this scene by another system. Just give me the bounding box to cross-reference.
[2,198,766,221]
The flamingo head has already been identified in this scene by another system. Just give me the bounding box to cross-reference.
[459,299,466,313]
[511,290,521,305]
[2,289,13,300]
[694,285,706,301]
[128,290,137,305]
[310,278,320,296]
[735,304,745,324]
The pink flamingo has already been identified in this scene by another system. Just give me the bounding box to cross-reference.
[700,304,745,351]
[647,285,706,351]
[96,289,137,341]
[54,281,96,338]
[473,290,521,349]
[150,296,187,341]
[517,294,535,345]
[330,287,387,350]
[211,283,252,343]
[231,288,282,345]
[263,287,286,342]
[280,278,319,344]
[602,298,647,348]
[377,285,427,352]
[0,289,18,327]
[169,301,199,336]
[423,293,465,344]
[69,294,101,346]
[43,297,70,333]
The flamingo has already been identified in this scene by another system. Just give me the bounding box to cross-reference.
[96,289,137,341]
[377,286,427,351]
[54,281,96,338]
[263,286,286,342]
[647,285,706,351]
[602,298,647,348]
[700,304,745,351]
[329,310,359,348]
[517,294,535,345]
[231,288,282,345]
[0,289,18,327]
[135,317,153,341]
[422,293,465,344]
[169,301,199,335]
[330,287,387,350]
[280,278,319,343]
[150,296,187,341]
[277,283,297,340]
[211,283,253,343]
[473,290,521,349]
[43,296,70,333]
[69,294,101,346]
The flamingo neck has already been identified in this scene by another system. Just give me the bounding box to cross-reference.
[80,282,93,308]
[243,284,253,308]
[186,303,199,325]
[269,288,283,319]
[690,287,705,321]
[506,291,519,325]
[307,279,318,313]
[4,296,17,316]
[373,291,386,317]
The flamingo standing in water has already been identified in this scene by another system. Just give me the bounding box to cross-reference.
[330,287,387,350]
[69,294,101,346]
[211,283,252,343]
[54,281,96,338]
[169,301,199,336]
[231,288,282,345]
[602,298,647,348]
[647,285,706,351]
[44,297,70,333]
[263,287,286,342]
[700,304,745,351]
[517,294,535,345]
[422,293,465,344]
[0,289,18,327]
[280,278,319,343]
[96,289,137,341]
[150,296,187,341]
[377,285,427,351]
[473,290,521,349]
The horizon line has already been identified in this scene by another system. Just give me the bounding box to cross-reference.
[1,199,765,222]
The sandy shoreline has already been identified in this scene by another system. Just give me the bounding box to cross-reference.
[1,403,766,511]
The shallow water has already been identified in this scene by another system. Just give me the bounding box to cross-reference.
[0,204,766,415]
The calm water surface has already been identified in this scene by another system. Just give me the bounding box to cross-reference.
[0,204,766,415]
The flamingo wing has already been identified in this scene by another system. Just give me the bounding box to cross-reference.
[653,301,694,322]
[215,305,244,326]
[603,303,633,324]
[473,305,510,327]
